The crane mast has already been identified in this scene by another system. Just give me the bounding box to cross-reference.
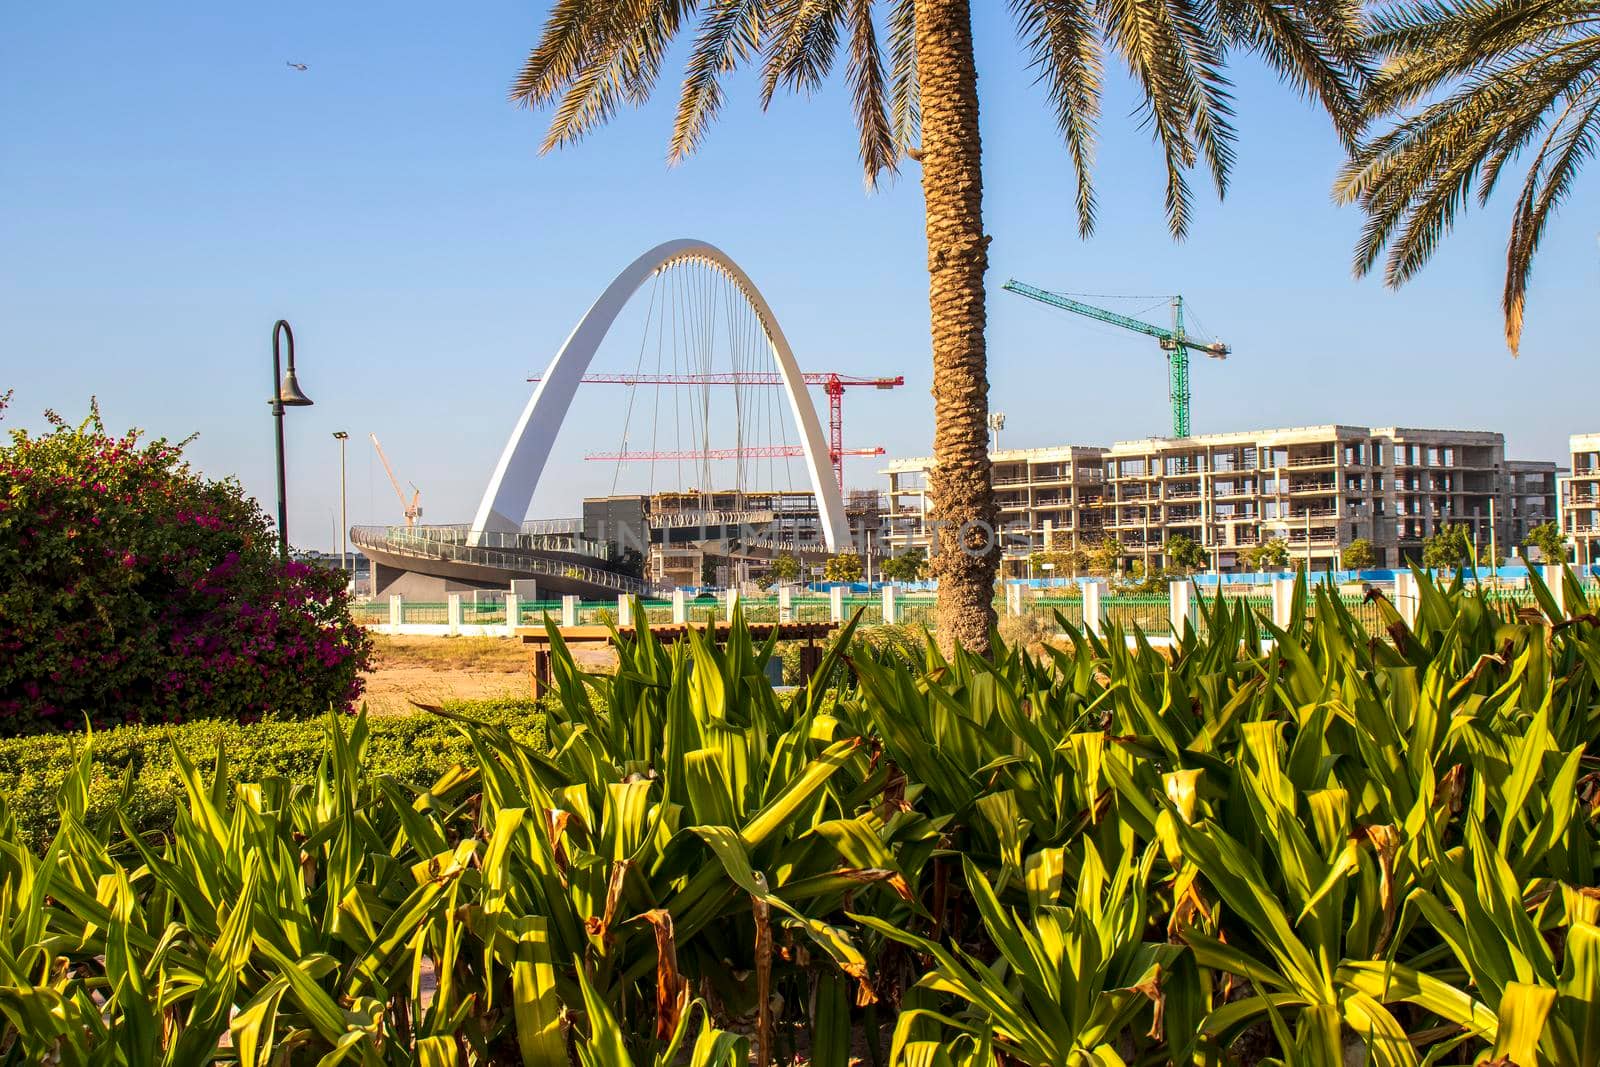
[1002,280,1229,439]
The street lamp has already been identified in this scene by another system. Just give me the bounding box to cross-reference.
[332,431,349,576]
[270,319,314,560]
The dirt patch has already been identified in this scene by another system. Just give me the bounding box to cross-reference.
[358,635,616,715]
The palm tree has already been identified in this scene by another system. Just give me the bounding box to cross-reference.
[1336,0,1600,355]
[512,0,1366,652]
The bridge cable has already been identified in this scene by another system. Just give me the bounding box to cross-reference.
[610,269,661,497]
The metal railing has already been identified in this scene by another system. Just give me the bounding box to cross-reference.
[350,526,650,594]
[521,518,585,536]
[362,523,613,560]
[651,509,777,529]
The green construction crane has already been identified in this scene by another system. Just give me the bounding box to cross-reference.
[1003,279,1229,439]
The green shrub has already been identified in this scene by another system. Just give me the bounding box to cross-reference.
[0,698,545,846]
[0,398,371,733]
[2,577,1598,1063]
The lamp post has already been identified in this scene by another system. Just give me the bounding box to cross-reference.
[270,320,314,560]
[332,431,349,576]
[988,411,1006,453]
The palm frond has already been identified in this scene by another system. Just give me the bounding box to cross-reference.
[1171,0,1240,198]
[1341,70,1541,279]
[1382,61,1599,286]
[760,0,849,107]
[670,0,767,164]
[1341,0,1600,352]
[1099,0,1238,238]
[1010,0,1106,235]
[1219,0,1369,145]
[845,0,898,186]
[1504,80,1600,351]
[534,0,694,153]
[510,0,612,108]
[886,0,920,155]
[1363,0,1583,109]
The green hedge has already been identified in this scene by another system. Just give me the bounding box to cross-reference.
[0,699,546,847]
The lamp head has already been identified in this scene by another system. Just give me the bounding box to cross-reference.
[277,368,314,407]
[332,430,348,440]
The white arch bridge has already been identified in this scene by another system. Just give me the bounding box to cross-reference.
[468,238,852,552]
[360,240,869,599]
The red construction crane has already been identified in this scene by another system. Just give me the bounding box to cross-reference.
[586,445,885,461]
[526,371,904,488]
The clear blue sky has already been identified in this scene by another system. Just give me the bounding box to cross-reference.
[5,2,1595,550]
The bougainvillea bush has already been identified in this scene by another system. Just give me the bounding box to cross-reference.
[0,396,370,734]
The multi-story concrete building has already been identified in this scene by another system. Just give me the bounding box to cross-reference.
[883,426,1559,574]
[883,445,1107,575]
[1562,433,1600,564]
[1097,426,1557,571]
[1504,461,1562,550]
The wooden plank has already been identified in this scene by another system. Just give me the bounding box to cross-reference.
[515,622,837,645]
[521,619,838,700]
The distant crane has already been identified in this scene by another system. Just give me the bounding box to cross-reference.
[369,433,422,527]
[1003,280,1229,439]
[526,371,903,488]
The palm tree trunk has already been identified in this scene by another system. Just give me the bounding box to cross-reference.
[916,0,996,654]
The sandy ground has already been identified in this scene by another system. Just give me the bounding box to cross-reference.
[358,635,616,714]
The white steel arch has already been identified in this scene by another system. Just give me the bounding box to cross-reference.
[469,239,852,550]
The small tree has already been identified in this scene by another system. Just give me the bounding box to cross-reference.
[1087,537,1125,578]
[1525,521,1568,565]
[1164,534,1208,573]
[823,553,863,584]
[756,553,800,590]
[1123,559,1170,594]
[1056,545,1089,577]
[1030,547,1086,578]
[1245,539,1291,572]
[1341,538,1377,571]
[879,548,927,583]
[1422,524,1473,571]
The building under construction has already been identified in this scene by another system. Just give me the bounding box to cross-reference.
[885,424,1560,574]
[583,487,885,587]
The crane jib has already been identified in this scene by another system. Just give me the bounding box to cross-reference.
[1001,278,1230,439]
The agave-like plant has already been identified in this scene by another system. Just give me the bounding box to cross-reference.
[0,579,1597,1063]
[856,846,1176,1065]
